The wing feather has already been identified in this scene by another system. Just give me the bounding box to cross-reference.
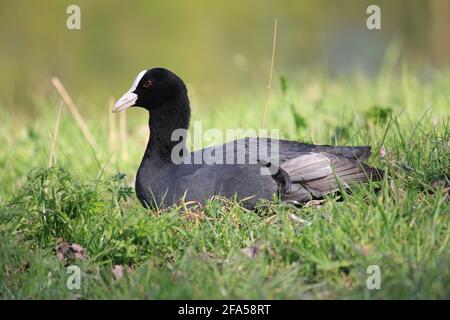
[279,152,383,202]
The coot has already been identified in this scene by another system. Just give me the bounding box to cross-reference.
[113,68,383,209]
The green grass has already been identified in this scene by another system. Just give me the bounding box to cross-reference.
[0,68,449,299]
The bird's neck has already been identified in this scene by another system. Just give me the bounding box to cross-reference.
[144,97,190,163]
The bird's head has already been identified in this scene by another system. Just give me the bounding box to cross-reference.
[113,67,188,113]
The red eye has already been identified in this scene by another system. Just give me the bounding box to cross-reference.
[143,79,153,88]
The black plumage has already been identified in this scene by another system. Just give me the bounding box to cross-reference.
[113,68,383,209]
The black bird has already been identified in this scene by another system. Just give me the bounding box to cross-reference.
[113,68,383,209]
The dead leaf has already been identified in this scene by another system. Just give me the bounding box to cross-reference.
[22,259,30,272]
[184,210,205,222]
[430,180,450,199]
[444,187,450,200]
[357,244,372,256]
[112,265,133,280]
[288,213,312,226]
[56,240,86,262]
[241,245,260,258]
[304,200,325,208]
[431,180,448,189]
[263,215,278,225]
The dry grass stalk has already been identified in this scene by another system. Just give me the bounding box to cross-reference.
[108,96,117,164]
[262,19,278,128]
[51,77,97,149]
[48,101,63,167]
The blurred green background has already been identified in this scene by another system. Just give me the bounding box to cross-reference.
[0,0,448,112]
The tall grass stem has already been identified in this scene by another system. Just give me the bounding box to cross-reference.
[48,101,63,167]
[262,19,278,128]
[51,77,97,150]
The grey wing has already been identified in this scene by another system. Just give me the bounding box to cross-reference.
[279,152,383,203]
[185,139,381,205]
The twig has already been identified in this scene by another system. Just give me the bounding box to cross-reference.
[108,97,117,164]
[51,77,97,149]
[48,101,63,167]
[262,19,278,128]
[120,110,128,162]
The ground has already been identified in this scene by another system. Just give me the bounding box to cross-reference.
[0,69,449,299]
